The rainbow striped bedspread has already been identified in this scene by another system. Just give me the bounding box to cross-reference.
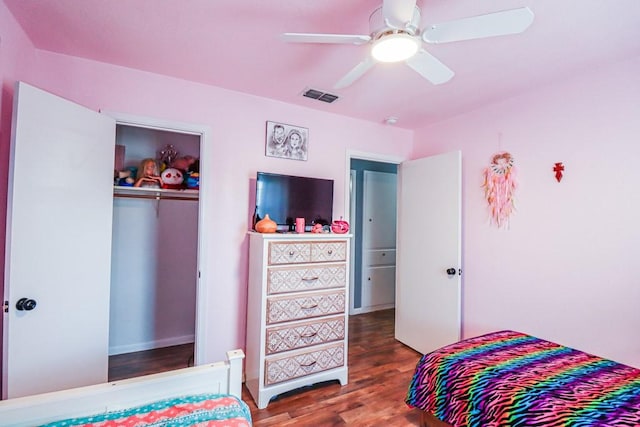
[406,330,640,426]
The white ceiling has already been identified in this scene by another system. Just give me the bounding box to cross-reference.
[4,0,640,130]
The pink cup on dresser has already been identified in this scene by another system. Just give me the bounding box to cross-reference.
[295,217,305,233]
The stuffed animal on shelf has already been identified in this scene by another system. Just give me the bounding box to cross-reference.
[115,169,135,186]
[160,167,184,189]
[171,155,196,172]
[186,172,199,189]
[170,156,199,189]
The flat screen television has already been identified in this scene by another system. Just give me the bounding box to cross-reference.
[254,172,333,231]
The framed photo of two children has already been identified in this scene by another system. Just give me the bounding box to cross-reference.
[265,121,308,161]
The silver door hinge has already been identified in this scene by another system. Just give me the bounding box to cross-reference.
[3,300,8,313]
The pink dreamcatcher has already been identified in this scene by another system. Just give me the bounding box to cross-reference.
[482,152,517,228]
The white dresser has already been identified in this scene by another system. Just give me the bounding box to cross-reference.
[245,232,351,409]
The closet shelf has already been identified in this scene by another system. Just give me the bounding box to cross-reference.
[113,186,199,201]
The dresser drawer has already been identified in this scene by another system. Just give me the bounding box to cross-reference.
[268,240,347,265]
[265,316,345,355]
[268,242,311,265]
[267,264,346,294]
[265,342,344,385]
[310,241,347,262]
[266,290,345,324]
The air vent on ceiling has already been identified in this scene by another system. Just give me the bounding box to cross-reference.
[302,88,339,104]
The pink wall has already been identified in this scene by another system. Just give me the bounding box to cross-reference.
[0,1,36,280]
[413,56,640,368]
[0,2,38,396]
[0,4,413,368]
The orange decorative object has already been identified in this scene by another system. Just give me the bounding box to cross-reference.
[331,218,350,234]
[255,214,277,233]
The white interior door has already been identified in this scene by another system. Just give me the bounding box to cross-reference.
[3,82,115,398]
[395,151,461,354]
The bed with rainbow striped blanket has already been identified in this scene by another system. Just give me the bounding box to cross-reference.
[406,330,640,427]
[40,394,251,427]
[0,349,251,427]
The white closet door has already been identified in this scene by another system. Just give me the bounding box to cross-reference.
[395,151,461,354]
[3,82,115,398]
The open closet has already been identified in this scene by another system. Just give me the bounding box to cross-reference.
[3,82,211,398]
[109,125,200,364]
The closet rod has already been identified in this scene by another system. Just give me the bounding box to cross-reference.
[113,193,198,202]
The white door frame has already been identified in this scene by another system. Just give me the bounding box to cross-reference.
[102,111,211,366]
[349,169,358,315]
[344,150,404,315]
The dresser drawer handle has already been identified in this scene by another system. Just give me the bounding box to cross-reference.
[301,303,318,310]
[300,332,317,338]
[301,276,319,282]
[300,361,317,368]
[288,251,295,256]
[327,250,333,255]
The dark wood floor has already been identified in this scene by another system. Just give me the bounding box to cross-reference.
[109,309,423,426]
[245,309,423,426]
[108,342,194,381]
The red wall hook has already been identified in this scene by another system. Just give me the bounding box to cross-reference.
[553,162,564,182]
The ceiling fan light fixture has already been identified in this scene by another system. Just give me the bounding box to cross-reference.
[371,33,420,63]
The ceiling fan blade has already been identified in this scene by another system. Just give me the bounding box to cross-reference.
[422,7,534,44]
[282,33,371,45]
[405,49,454,85]
[382,0,417,29]
[333,57,376,89]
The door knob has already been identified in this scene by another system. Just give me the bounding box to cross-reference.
[16,298,37,311]
[446,268,457,276]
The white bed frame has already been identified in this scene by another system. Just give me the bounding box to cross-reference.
[0,349,245,426]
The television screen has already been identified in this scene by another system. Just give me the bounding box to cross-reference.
[255,172,333,231]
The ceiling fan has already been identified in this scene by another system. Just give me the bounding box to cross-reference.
[281,0,534,89]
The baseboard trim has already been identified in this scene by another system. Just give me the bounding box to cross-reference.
[109,335,195,356]
[351,304,395,315]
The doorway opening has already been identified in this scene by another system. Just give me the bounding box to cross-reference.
[104,112,211,381]
[347,152,402,319]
